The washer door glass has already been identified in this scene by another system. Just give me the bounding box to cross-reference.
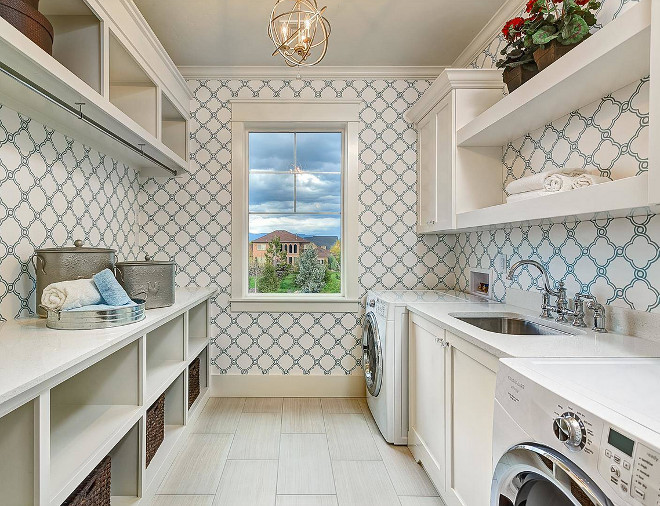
[362,313,383,397]
[493,444,613,506]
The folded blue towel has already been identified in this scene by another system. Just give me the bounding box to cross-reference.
[66,302,138,312]
[93,269,134,306]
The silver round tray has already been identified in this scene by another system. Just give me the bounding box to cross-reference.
[44,299,146,330]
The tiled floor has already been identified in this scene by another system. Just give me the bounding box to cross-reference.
[150,397,443,506]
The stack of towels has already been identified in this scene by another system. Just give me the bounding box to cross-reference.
[41,269,136,312]
[505,168,610,203]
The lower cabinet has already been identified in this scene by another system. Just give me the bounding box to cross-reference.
[408,313,499,506]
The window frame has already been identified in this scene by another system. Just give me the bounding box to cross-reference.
[230,100,360,313]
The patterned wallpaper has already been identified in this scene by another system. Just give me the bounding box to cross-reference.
[456,0,659,313]
[0,104,140,321]
[139,79,456,375]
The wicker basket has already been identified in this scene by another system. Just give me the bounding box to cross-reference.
[146,393,165,468]
[188,356,201,409]
[0,0,54,54]
[62,455,111,506]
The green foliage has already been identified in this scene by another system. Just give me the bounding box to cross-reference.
[330,240,341,266]
[296,248,326,293]
[256,262,279,293]
[265,236,290,279]
[321,271,341,294]
[328,254,339,271]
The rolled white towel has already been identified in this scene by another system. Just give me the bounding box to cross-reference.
[41,278,103,311]
[570,174,610,189]
[506,190,552,203]
[543,174,575,193]
[505,168,587,195]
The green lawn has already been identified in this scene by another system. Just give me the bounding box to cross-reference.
[250,270,341,293]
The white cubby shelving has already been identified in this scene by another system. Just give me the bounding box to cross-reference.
[0,288,214,506]
[408,0,657,234]
[0,0,191,176]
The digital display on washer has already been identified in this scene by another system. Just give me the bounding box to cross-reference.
[608,428,635,457]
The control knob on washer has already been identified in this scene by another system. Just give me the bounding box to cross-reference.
[553,413,585,448]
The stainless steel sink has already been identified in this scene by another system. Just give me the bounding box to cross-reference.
[453,315,574,336]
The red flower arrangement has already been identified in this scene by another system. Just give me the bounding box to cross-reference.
[502,17,525,41]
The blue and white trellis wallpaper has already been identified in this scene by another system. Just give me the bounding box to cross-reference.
[456,0,658,312]
[0,0,657,376]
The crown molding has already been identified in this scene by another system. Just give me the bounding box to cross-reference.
[451,0,527,68]
[177,65,448,80]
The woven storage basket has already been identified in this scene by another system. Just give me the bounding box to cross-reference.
[188,356,201,409]
[146,393,165,468]
[62,455,111,506]
[0,0,54,54]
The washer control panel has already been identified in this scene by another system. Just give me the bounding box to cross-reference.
[598,426,660,505]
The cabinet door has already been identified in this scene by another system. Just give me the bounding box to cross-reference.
[417,108,438,230]
[408,315,447,493]
[445,332,499,506]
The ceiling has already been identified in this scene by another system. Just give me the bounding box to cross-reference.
[133,0,505,68]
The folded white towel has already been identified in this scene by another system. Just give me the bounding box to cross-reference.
[505,168,588,195]
[570,174,610,189]
[543,174,576,193]
[506,190,552,203]
[41,278,103,311]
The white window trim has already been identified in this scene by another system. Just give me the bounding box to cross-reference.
[230,99,361,313]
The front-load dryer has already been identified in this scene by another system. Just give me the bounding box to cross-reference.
[492,357,660,506]
[362,290,487,444]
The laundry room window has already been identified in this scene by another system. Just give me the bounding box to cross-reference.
[230,100,360,312]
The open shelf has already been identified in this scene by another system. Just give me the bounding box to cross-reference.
[162,92,188,160]
[0,400,35,505]
[146,315,185,404]
[189,346,209,415]
[109,421,141,505]
[50,341,140,504]
[454,175,650,231]
[457,0,651,147]
[109,30,158,138]
[40,0,102,94]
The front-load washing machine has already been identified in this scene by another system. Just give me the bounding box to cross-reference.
[492,357,660,506]
[362,290,488,444]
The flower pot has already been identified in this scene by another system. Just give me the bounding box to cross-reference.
[533,39,583,71]
[503,65,539,93]
[0,0,53,54]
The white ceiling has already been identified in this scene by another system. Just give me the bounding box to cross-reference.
[133,0,505,68]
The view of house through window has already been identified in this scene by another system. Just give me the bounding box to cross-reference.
[248,132,342,294]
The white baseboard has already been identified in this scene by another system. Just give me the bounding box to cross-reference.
[210,374,366,397]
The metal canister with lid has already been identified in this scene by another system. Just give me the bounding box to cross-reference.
[34,239,116,317]
[115,254,176,309]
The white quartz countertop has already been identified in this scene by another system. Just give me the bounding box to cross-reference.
[407,300,660,359]
[0,287,215,414]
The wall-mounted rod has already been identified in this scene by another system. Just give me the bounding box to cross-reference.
[0,61,178,176]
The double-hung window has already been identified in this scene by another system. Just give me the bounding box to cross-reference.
[231,100,360,312]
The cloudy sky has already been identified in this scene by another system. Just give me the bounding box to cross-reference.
[248,132,342,238]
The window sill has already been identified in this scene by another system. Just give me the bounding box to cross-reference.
[230,297,361,313]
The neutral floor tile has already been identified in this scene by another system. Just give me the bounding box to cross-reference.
[325,414,381,460]
[213,460,278,506]
[243,397,283,413]
[373,437,438,496]
[399,497,446,506]
[282,398,325,433]
[278,433,335,495]
[194,397,245,433]
[276,496,339,506]
[228,412,282,459]
[150,496,214,506]
[332,460,401,506]
[158,434,232,494]
[358,399,381,436]
[321,398,363,414]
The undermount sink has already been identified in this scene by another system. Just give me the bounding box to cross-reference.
[452,315,575,336]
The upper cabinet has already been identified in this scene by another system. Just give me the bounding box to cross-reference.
[0,0,191,176]
[408,0,657,233]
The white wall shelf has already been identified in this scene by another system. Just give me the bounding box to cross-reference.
[0,288,213,506]
[457,0,651,147]
[0,0,191,177]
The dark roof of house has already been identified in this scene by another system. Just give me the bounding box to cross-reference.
[315,247,332,259]
[252,230,311,244]
[306,236,338,249]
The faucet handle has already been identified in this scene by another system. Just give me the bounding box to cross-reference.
[586,298,607,333]
[571,293,588,327]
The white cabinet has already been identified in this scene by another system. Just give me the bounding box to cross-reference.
[408,314,499,506]
[405,69,504,234]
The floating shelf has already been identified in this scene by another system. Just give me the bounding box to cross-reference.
[457,0,651,147]
[454,175,650,232]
